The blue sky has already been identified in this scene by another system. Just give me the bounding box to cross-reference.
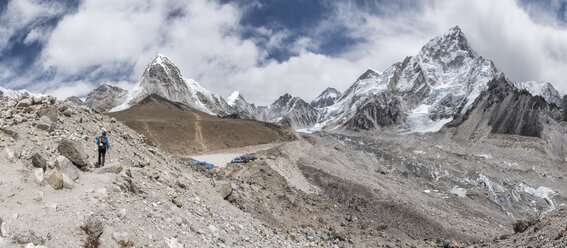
[0,0,566,105]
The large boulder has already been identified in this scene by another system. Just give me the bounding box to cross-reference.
[35,116,54,132]
[57,139,89,170]
[37,107,58,123]
[46,171,63,190]
[55,155,80,180]
[16,98,32,108]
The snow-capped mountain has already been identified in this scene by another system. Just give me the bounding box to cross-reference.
[322,25,500,133]
[311,87,342,108]
[256,93,320,129]
[513,81,562,107]
[84,83,128,112]
[227,91,256,119]
[111,54,232,115]
[0,86,43,99]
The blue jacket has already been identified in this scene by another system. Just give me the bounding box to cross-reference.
[96,135,110,149]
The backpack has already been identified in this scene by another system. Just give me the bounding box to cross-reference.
[98,136,107,150]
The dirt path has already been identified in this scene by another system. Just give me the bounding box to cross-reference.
[192,112,207,150]
[187,142,284,168]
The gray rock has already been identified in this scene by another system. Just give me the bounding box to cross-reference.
[95,163,123,174]
[32,168,44,186]
[0,127,18,139]
[12,230,44,245]
[30,153,47,171]
[83,217,103,240]
[0,237,19,248]
[55,155,79,180]
[165,238,184,248]
[112,232,131,246]
[16,98,32,108]
[62,174,74,189]
[62,109,73,117]
[36,107,58,123]
[57,139,89,170]
[46,171,63,190]
[35,116,54,132]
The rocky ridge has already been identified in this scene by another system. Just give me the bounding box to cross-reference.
[310,87,341,109]
[83,83,128,112]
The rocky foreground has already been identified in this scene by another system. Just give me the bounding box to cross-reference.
[0,94,324,247]
[1,93,567,248]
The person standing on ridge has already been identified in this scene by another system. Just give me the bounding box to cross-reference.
[96,131,110,167]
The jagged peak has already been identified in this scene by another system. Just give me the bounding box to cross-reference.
[419,25,476,59]
[357,68,381,81]
[227,91,244,106]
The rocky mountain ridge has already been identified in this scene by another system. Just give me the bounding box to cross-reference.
[310,87,341,109]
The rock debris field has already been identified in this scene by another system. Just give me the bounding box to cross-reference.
[1,93,567,247]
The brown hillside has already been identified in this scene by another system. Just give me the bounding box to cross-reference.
[108,94,296,156]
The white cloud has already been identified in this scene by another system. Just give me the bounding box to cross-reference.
[45,80,93,99]
[4,0,567,104]
[0,0,65,48]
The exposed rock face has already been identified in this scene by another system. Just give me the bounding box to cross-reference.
[84,83,128,112]
[256,94,320,129]
[311,87,341,108]
[321,26,499,133]
[118,54,233,115]
[444,75,567,158]
[344,92,405,131]
[514,81,562,107]
[445,75,562,138]
[226,91,256,119]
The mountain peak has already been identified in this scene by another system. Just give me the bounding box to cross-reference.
[357,69,381,81]
[311,87,342,108]
[419,25,475,60]
[227,91,243,106]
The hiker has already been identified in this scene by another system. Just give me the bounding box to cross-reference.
[96,131,110,167]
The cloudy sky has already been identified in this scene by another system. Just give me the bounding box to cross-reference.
[0,0,566,105]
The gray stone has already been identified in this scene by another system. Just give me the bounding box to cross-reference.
[62,109,73,117]
[32,168,44,186]
[120,158,134,168]
[112,232,131,246]
[165,238,184,248]
[35,116,53,132]
[16,98,32,108]
[36,108,58,123]
[62,174,74,189]
[12,230,44,245]
[95,163,123,174]
[57,139,89,170]
[30,153,47,171]
[46,171,63,190]
[0,127,18,139]
[55,155,79,180]
[83,217,103,240]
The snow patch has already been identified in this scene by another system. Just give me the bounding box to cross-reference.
[517,183,556,209]
[227,91,241,107]
[450,186,467,198]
